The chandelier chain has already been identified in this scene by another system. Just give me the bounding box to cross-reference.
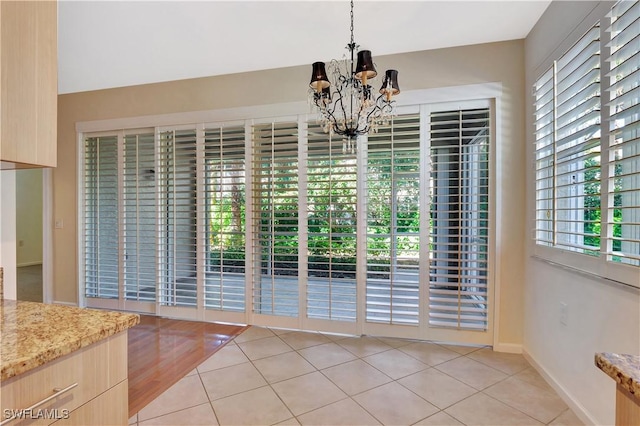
[350,0,354,46]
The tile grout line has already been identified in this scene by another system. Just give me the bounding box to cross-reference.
[239,331,390,423]
[195,367,223,426]
[136,326,577,426]
[479,390,548,425]
[479,366,569,425]
[235,332,297,424]
[244,329,488,424]
[296,336,447,425]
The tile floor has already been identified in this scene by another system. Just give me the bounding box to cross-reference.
[129,326,583,426]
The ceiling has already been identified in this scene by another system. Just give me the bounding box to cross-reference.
[58,1,551,94]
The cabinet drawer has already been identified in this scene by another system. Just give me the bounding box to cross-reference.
[1,332,127,426]
[52,380,128,426]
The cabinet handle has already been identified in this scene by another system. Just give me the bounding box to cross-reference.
[0,382,78,425]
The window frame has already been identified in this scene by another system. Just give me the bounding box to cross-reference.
[531,2,640,289]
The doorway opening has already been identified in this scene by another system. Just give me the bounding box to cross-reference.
[16,168,43,302]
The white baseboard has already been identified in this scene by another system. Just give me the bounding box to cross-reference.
[17,261,43,268]
[523,349,597,426]
[493,343,522,354]
[52,300,78,307]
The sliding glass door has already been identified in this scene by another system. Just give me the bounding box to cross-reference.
[81,100,494,344]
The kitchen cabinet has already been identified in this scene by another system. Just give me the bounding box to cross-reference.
[0,0,57,169]
[1,333,129,425]
[0,299,139,426]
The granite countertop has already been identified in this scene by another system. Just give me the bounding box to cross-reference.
[1,299,139,380]
[595,352,640,401]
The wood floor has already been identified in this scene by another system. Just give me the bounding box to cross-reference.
[127,315,247,417]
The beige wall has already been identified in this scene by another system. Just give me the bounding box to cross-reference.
[55,40,526,346]
[0,171,17,299]
[16,169,43,266]
[524,2,640,424]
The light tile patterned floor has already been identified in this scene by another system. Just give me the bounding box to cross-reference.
[130,326,583,426]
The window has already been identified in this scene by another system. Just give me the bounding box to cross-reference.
[80,91,497,342]
[533,0,640,278]
[607,1,640,267]
[203,124,247,311]
[429,108,491,330]
[123,131,156,302]
[84,135,118,299]
[533,68,555,247]
[157,129,198,307]
[365,113,421,325]
[534,24,602,256]
[307,123,357,322]
[252,121,300,317]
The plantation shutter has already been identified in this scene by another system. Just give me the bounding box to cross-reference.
[83,135,119,299]
[365,114,421,325]
[429,108,490,330]
[203,124,247,311]
[607,1,640,266]
[534,67,555,246]
[123,132,157,302]
[554,25,602,254]
[252,121,300,317]
[307,123,357,322]
[158,129,198,307]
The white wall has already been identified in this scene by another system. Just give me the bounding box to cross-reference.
[524,2,640,425]
[16,169,43,266]
[0,171,17,299]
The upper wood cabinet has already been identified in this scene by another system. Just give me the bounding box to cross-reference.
[0,0,57,169]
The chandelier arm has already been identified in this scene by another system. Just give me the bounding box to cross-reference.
[312,96,327,112]
[328,60,349,135]
[363,95,394,125]
[363,104,382,126]
[377,94,395,115]
[354,96,367,133]
[322,99,341,133]
[326,99,345,135]
[333,81,350,134]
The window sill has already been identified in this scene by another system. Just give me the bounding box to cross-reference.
[531,246,640,290]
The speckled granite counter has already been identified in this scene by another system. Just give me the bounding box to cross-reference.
[1,299,139,380]
[596,352,640,401]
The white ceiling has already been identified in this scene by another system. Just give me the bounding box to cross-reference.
[58,1,551,94]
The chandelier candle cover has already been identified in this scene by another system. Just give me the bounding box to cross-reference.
[308,0,400,154]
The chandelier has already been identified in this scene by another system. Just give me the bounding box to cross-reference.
[308,0,400,154]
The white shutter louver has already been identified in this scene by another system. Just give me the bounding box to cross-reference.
[123,132,157,302]
[607,1,640,266]
[203,124,247,311]
[554,25,602,255]
[307,123,357,322]
[252,121,299,317]
[429,108,490,330]
[158,129,198,307]
[84,135,119,299]
[366,114,421,325]
[534,67,555,246]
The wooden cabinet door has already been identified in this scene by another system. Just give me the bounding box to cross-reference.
[0,0,57,168]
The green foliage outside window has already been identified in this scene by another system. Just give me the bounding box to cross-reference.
[583,157,622,252]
